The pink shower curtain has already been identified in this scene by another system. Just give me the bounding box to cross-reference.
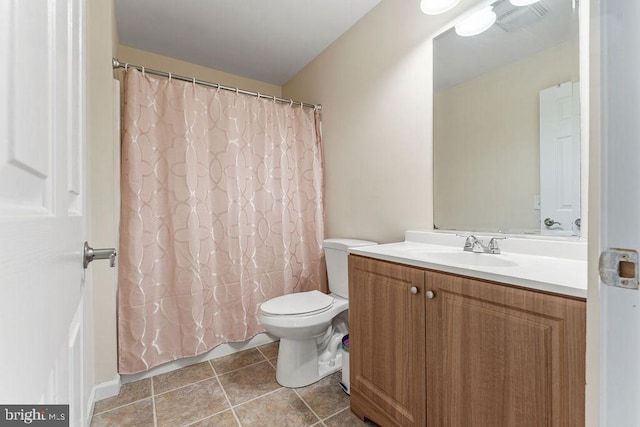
[117,69,325,374]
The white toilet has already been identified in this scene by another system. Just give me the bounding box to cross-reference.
[258,238,377,388]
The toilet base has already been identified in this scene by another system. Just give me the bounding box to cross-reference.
[275,337,344,388]
[274,315,348,388]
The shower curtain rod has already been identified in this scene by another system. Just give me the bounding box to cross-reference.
[112,58,321,111]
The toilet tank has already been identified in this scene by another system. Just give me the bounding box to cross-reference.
[323,238,377,298]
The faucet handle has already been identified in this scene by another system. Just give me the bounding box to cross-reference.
[457,234,479,251]
[488,237,506,254]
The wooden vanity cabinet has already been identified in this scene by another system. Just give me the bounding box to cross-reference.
[349,255,427,426]
[348,255,586,427]
[425,269,586,426]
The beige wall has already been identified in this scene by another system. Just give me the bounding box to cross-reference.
[87,0,119,384]
[434,42,579,233]
[282,1,483,243]
[118,45,282,97]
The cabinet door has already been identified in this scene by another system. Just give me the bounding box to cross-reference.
[425,270,586,427]
[349,255,426,426]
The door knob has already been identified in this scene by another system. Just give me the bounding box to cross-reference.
[83,241,117,268]
[410,286,419,295]
[426,290,435,299]
[543,217,561,227]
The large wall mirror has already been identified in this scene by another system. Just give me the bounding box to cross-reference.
[433,0,581,236]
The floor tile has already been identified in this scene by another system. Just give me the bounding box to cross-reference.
[324,407,379,426]
[234,388,319,427]
[188,409,239,426]
[257,341,279,360]
[93,378,151,414]
[210,348,266,374]
[296,372,350,419]
[218,360,280,405]
[90,346,357,426]
[153,361,214,394]
[266,357,278,370]
[90,398,154,427]
[155,377,229,427]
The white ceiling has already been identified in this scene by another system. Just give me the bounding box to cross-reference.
[115,0,381,86]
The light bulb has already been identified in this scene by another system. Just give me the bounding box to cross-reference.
[509,0,541,5]
[420,0,462,15]
[455,6,497,37]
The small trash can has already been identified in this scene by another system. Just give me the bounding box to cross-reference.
[340,334,350,394]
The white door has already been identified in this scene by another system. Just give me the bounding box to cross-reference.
[0,0,89,425]
[599,0,640,425]
[539,81,581,236]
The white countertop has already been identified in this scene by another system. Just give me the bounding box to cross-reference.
[348,231,588,299]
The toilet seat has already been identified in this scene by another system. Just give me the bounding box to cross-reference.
[260,290,334,316]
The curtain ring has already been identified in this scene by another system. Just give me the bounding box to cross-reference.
[257,92,261,100]
[124,63,129,71]
[193,77,196,85]
[300,101,304,109]
[216,83,220,92]
[236,87,239,96]
[313,105,319,112]
[273,95,277,103]
[290,100,293,107]
[168,72,172,81]
[141,66,145,76]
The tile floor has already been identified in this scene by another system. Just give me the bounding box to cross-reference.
[90,341,376,427]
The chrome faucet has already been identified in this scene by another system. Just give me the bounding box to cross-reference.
[461,235,505,254]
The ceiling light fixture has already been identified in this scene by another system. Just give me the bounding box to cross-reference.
[420,0,462,15]
[509,0,542,6]
[455,6,497,37]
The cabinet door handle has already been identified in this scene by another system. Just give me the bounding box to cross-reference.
[410,286,419,295]
[426,290,435,299]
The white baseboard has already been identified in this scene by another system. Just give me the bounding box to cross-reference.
[93,374,122,402]
[122,333,277,384]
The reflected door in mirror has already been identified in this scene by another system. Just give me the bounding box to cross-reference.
[539,81,580,236]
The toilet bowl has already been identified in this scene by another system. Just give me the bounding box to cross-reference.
[258,238,377,388]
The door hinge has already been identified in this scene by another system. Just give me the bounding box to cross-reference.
[599,248,639,290]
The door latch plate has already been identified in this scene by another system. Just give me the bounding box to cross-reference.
[599,248,639,289]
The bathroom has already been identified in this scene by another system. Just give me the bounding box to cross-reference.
[2,0,639,425]
[92,0,594,424]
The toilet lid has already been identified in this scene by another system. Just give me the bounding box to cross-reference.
[260,290,334,316]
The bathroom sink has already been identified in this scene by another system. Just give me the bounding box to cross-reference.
[409,250,518,268]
